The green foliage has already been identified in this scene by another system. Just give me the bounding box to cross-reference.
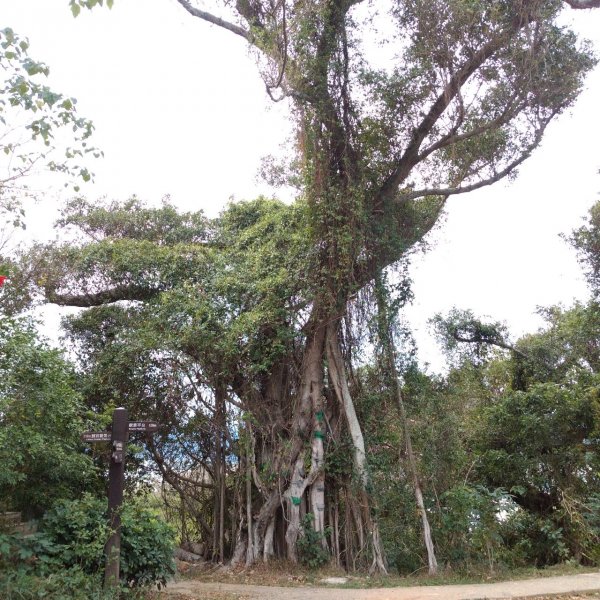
[0,563,111,600]
[69,0,114,18]
[582,494,600,563]
[432,308,511,366]
[423,224,600,568]
[0,317,98,517]
[40,496,110,573]
[0,518,109,599]
[324,437,354,481]
[20,196,315,510]
[0,28,99,225]
[514,302,600,388]
[436,485,508,567]
[0,494,176,592]
[569,199,600,297]
[473,381,599,497]
[297,513,329,569]
[500,511,571,567]
[120,501,176,587]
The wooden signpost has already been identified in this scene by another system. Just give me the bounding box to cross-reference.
[81,407,158,590]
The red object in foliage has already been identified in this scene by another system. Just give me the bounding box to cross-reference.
[0,276,7,287]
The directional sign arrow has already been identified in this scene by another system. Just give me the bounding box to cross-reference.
[128,421,158,432]
[82,431,112,442]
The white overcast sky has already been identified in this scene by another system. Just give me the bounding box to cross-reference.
[3,0,600,372]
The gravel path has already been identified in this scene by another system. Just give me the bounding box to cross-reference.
[162,571,600,600]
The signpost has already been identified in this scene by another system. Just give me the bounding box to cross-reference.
[81,408,158,590]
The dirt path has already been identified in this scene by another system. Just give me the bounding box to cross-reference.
[162,572,600,600]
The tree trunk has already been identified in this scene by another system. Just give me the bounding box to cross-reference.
[245,437,255,566]
[263,516,275,562]
[327,323,388,573]
[285,457,305,562]
[332,494,341,567]
[394,382,438,575]
[374,277,438,575]
[282,315,327,561]
[310,472,327,547]
[230,517,247,568]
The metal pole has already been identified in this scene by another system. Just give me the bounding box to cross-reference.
[104,407,128,590]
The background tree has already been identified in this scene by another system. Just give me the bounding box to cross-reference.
[570,198,600,299]
[429,199,600,565]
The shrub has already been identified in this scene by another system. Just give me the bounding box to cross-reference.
[0,494,175,597]
[0,531,110,599]
[120,502,176,587]
[500,511,571,566]
[42,494,176,588]
[0,564,110,600]
[297,513,329,569]
[0,318,99,519]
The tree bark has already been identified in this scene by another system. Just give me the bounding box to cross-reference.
[327,323,388,573]
[263,516,275,562]
[281,314,327,561]
[391,357,438,575]
[245,435,255,566]
[327,325,368,487]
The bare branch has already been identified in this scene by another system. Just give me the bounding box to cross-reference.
[175,0,249,40]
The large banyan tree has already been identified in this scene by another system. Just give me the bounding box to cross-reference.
[22,0,598,573]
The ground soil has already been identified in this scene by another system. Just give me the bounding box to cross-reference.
[156,571,600,600]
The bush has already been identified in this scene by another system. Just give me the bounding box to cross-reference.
[0,494,175,597]
[42,494,176,587]
[435,485,507,568]
[297,513,329,569]
[120,502,176,587]
[41,495,108,574]
[500,511,571,567]
[0,564,110,600]
[0,530,110,599]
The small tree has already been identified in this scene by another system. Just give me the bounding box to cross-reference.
[0,317,98,518]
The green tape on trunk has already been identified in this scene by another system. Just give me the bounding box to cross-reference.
[315,410,324,422]
[291,496,302,506]
[314,430,325,440]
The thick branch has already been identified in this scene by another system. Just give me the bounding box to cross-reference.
[396,114,554,203]
[45,284,159,307]
[452,333,528,359]
[417,101,523,164]
[564,0,600,7]
[377,13,533,204]
[175,0,250,40]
